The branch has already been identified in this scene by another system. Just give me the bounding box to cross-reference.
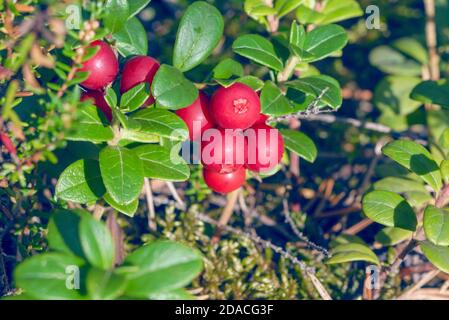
[211,188,241,244]
[144,178,156,231]
[424,0,440,81]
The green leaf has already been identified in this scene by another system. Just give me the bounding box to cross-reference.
[382,140,442,192]
[232,34,283,71]
[280,129,317,163]
[212,58,244,80]
[133,144,190,181]
[123,240,203,298]
[128,0,151,18]
[302,24,348,62]
[113,17,148,57]
[260,81,295,116]
[66,105,114,143]
[296,4,324,25]
[420,241,449,274]
[151,65,198,110]
[86,268,127,300]
[104,0,130,33]
[327,243,380,265]
[56,159,106,204]
[289,21,305,48]
[441,160,449,183]
[373,177,428,194]
[80,214,115,270]
[319,0,363,24]
[129,108,189,141]
[392,38,428,65]
[423,205,449,246]
[286,75,342,109]
[14,253,85,299]
[276,0,304,18]
[410,79,449,108]
[120,83,150,112]
[47,209,87,258]
[362,190,417,231]
[369,46,422,76]
[104,193,138,217]
[375,227,413,246]
[374,76,422,115]
[99,146,144,205]
[104,87,118,109]
[173,1,224,72]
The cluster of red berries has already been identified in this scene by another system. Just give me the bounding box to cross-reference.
[176,83,285,194]
[79,40,160,122]
[79,40,284,194]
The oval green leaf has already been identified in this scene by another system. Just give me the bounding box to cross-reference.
[327,243,379,265]
[113,17,148,57]
[99,146,144,205]
[173,1,224,72]
[280,129,317,163]
[423,205,449,246]
[362,190,417,231]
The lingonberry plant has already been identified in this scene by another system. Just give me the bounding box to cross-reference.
[2,0,448,302]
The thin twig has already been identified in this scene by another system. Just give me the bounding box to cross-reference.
[144,178,156,231]
[211,188,241,244]
[165,181,186,210]
[424,0,440,81]
[282,199,331,257]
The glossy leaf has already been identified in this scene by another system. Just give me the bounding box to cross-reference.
[120,83,150,112]
[129,108,188,141]
[14,253,85,300]
[113,17,148,57]
[213,59,244,80]
[423,205,449,246]
[133,144,190,181]
[382,140,442,192]
[232,34,283,71]
[80,214,115,270]
[302,24,348,62]
[319,0,363,24]
[410,79,449,108]
[86,268,127,300]
[362,190,417,231]
[420,241,449,274]
[327,243,379,265]
[260,81,295,116]
[151,65,198,110]
[128,0,151,18]
[280,129,317,163]
[286,75,342,109]
[99,146,144,205]
[56,159,106,203]
[173,1,224,72]
[104,193,139,217]
[66,105,114,143]
[375,227,413,246]
[104,0,129,33]
[124,240,203,297]
[369,46,422,76]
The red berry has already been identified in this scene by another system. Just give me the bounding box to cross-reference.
[176,92,213,141]
[201,128,247,173]
[245,123,284,173]
[120,55,160,106]
[210,83,261,129]
[255,114,269,125]
[80,90,113,122]
[0,131,17,155]
[79,40,118,90]
[203,166,246,193]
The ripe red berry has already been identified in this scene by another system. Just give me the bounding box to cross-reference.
[255,113,269,125]
[201,128,247,173]
[120,55,160,106]
[211,83,261,130]
[80,90,113,122]
[79,40,118,90]
[176,92,213,141]
[245,123,285,173]
[203,166,246,193]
